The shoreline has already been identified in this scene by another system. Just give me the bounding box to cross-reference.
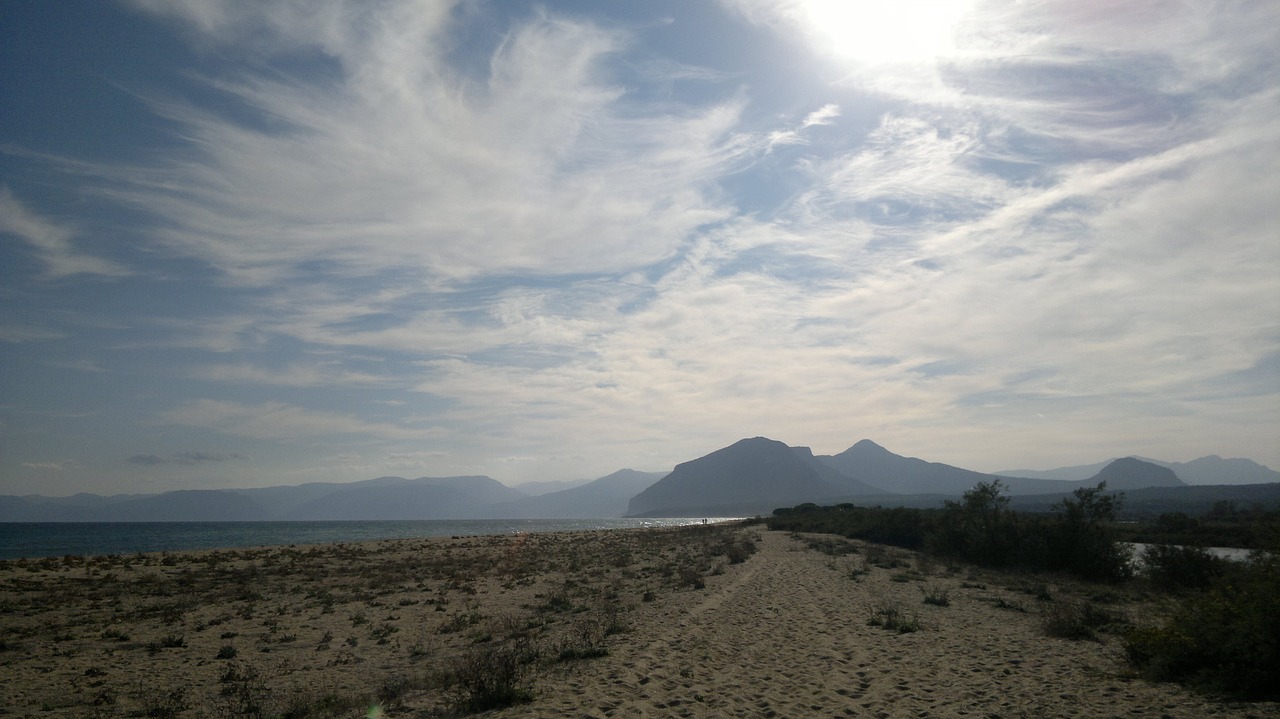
[2,524,1272,717]
[0,517,745,561]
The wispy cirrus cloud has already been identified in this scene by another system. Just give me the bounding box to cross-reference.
[0,188,130,279]
[0,324,66,343]
[188,362,385,388]
[159,399,439,441]
[767,103,841,150]
[127,451,247,466]
[110,1,746,288]
[21,460,80,472]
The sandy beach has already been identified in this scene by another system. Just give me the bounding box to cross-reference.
[1,523,1272,718]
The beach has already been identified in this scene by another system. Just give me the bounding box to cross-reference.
[1,523,1271,718]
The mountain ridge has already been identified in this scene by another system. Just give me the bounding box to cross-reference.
[628,437,850,517]
[3,439,1275,522]
[996,455,1279,485]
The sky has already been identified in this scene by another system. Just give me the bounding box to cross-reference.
[2,0,1277,497]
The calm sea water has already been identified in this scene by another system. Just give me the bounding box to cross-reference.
[0,518,741,560]
[1125,542,1255,565]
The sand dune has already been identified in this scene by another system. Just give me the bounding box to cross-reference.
[0,525,1270,718]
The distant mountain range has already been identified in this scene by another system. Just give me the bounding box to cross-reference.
[627,438,1193,517]
[996,455,1280,485]
[3,439,1277,522]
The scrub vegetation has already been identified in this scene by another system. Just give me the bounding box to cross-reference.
[771,482,1280,700]
[0,523,759,717]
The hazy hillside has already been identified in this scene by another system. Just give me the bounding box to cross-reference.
[90,490,271,522]
[815,440,1082,496]
[627,437,879,517]
[510,478,594,496]
[2,439,1275,522]
[494,469,667,518]
[284,476,526,520]
[994,461,1113,482]
[996,455,1279,485]
[1086,458,1183,491]
[0,476,530,522]
[791,446,887,497]
[1006,483,1280,516]
[1158,456,1279,485]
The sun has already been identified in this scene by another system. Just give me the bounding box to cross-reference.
[798,0,973,66]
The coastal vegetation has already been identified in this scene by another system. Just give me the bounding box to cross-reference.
[770,481,1280,699]
[770,480,1131,580]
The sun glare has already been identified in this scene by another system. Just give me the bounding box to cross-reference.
[800,0,973,66]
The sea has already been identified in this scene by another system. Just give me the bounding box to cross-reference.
[0,518,743,560]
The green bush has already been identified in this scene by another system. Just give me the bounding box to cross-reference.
[1123,554,1280,698]
[776,482,1131,582]
[1140,544,1226,591]
[770,505,927,550]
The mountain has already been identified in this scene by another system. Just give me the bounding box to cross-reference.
[94,490,271,521]
[495,469,667,518]
[626,437,882,517]
[510,478,594,496]
[0,469,661,522]
[996,455,1280,486]
[4,441,1273,522]
[214,476,417,518]
[1105,482,1280,516]
[815,440,1082,496]
[994,461,1113,482]
[282,476,526,520]
[1085,458,1184,491]
[0,475,529,522]
[790,446,885,497]
[1156,456,1280,486]
[1007,483,1280,516]
[0,489,273,522]
[815,442,1195,496]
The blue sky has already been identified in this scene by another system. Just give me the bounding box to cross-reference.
[2,0,1277,496]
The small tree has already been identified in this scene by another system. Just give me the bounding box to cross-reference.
[930,481,1020,567]
[1049,482,1130,581]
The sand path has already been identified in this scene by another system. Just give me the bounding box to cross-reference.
[495,530,1255,719]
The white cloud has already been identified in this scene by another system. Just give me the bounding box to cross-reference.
[127,451,246,466]
[0,324,66,343]
[160,399,438,440]
[21,460,79,471]
[0,188,130,279]
[110,2,745,287]
[767,103,841,150]
[189,362,385,387]
[794,114,1009,229]
[54,359,108,373]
